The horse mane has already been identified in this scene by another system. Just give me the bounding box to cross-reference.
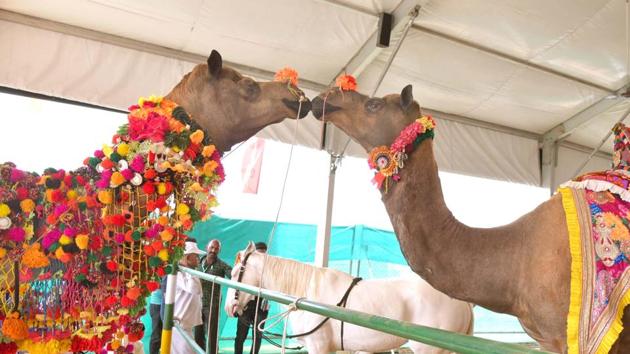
[260,254,350,298]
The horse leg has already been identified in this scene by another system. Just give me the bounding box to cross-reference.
[609,306,630,354]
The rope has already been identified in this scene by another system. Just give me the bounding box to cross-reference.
[256,297,304,354]
[248,96,306,354]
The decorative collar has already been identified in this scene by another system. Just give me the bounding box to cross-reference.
[368,115,435,192]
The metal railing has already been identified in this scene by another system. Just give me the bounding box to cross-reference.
[164,266,555,354]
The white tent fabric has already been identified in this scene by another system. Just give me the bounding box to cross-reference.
[0,0,628,187]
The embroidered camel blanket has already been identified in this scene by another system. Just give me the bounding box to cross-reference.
[561,170,630,353]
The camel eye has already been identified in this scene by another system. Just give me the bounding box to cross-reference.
[238,78,261,101]
[365,98,385,113]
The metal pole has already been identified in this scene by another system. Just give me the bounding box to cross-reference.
[174,324,206,354]
[160,265,178,354]
[315,154,342,267]
[180,267,552,354]
[369,5,420,98]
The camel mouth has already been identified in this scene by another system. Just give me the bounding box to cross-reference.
[283,98,311,119]
[311,96,340,119]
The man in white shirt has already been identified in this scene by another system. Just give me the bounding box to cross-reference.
[171,241,205,354]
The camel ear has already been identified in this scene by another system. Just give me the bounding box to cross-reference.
[400,84,413,111]
[207,50,223,78]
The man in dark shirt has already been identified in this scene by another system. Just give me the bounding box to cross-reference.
[194,239,232,354]
[234,242,269,354]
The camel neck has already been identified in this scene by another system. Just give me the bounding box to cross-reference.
[164,91,229,153]
[380,140,521,314]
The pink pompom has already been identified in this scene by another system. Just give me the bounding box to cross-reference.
[130,155,145,172]
[7,227,25,242]
[121,169,134,180]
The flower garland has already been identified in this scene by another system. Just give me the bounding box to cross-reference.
[368,115,435,192]
[0,96,225,353]
[336,74,357,91]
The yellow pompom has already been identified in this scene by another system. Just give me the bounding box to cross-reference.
[157,183,167,195]
[0,203,10,217]
[203,161,218,177]
[110,172,125,187]
[75,234,89,250]
[202,145,216,158]
[59,235,72,246]
[190,130,204,145]
[98,190,113,205]
[23,224,34,238]
[158,249,169,262]
[102,144,114,158]
[20,199,35,213]
[176,204,190,216]
[117,143,130,156]
[66,190,78,200]
[0,248,6,259]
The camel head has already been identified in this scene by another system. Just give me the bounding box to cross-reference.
[166,50,311,152]
[311,85,421,151]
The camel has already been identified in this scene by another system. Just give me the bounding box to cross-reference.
[311,86,630,353]
[165,50,310,151]
[0,49,311,352]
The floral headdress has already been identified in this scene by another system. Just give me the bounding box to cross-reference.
[0,96,224,353]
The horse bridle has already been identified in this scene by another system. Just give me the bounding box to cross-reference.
[233,250,254,302]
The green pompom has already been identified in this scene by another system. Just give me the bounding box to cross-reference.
[165,264,174,274]
[109,152,122,163]
[102,246,113,257]
[132,231,142,241]
[148,257,162,267]
[89,157,101,168]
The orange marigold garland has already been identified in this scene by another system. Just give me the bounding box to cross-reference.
[335,74,357,91]
[1,313,28,341]
[274,67,299,86]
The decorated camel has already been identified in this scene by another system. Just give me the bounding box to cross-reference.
[312,83,630,353]
[0,50,309,353]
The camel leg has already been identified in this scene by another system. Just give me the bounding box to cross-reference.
[609,306,630,354]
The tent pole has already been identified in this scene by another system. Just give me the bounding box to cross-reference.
[315,154,342,267]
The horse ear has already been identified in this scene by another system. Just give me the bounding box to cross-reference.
[207,50,223,78]
[245,241,256,254]
[400,84,413,111]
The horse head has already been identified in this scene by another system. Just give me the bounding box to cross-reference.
[166,50,311,153]
[311,85,420,152]
[225,241,263,317]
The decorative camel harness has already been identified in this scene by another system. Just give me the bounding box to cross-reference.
[368,115,436,192]
[0,96,224,353]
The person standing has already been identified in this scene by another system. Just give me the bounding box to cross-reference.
[234,242,270,354]
[194,239,232,354]
[171,241,205,354]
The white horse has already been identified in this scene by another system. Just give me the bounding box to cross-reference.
[225,242,474,354]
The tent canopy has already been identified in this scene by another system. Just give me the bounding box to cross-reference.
[0,0,627,188]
